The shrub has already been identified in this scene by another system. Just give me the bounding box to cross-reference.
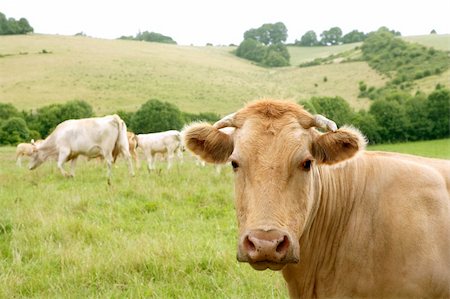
[131,99,183,133]
[0,117,30,145]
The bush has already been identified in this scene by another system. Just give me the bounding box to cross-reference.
[131,99,183,133]
[308,96,354,127]
[0,117,30,145]
[235,39,267,63]
[0,103,20,120]
[369,98,409,142]
[426,88,450,139]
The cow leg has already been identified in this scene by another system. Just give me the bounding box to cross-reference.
[132,150,140,169]
[70,158,77,177]
[16,154,22,167]
[176,148,184,164]
[167,152,174,169]
[57,149,71,177]
[103,153,113,185]
[120,147,135,177]
[147,153,155,171]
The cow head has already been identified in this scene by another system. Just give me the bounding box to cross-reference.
[183,99,366,271]
[28,146,45,170]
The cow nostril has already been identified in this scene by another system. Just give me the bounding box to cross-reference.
[276,235,290,254]
[243,235,256,252]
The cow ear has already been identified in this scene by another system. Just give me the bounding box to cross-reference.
[311,126,366,165]
[182,122,234,164]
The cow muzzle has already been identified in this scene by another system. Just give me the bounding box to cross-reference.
[237,229,299,271]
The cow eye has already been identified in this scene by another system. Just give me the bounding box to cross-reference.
[231,160,239,171]
[301,159,312,171]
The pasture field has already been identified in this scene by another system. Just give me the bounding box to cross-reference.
[368,138,450,159]
[0,147,287,298]
[4,34,449,116]
[0,139,448,298]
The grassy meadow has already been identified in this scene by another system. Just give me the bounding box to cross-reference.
[1,34,448,116]
[0,139,448,298]
[0,148,288,298]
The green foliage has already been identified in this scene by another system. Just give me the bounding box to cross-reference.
[320,27,343,45]
[115,110,135,127]
[0,103,20,120]
[27,100,94,138]
[351,110,382,144]
[243,22,287,46]
[0,12,33,35]
[262,44,290,67]
[118,31,177,44]
[295,30,319,47]
[426,88,450,139]
[369,97,409,142]
[342,30,367,44]
[361,28,450,87]
[0,117,30,145]
[235,39,267,62]
[236,22,290,67]
[131,99,183,133]
[308,96,353,126]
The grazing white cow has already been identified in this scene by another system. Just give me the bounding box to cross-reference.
[29,115,134,183]
[136,130,183,171]
[15,139,42,167]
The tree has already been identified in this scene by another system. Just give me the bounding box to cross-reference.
[243,22,287,45]
[369,98,408,142]
[0,103,20,120]
[320,27,343,45]
[341,30,366,44]
[309,96,354,126]
[295,30,318,47]
[426,88,450,139]
[0,12,33,35]
[59,100,93,120]
[262,43,290,67]
[131,99,183,133]
[235,38,267,62]
[0,117,30,145]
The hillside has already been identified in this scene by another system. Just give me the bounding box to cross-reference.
[0,34,448,116]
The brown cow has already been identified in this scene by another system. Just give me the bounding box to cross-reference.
[113,131,140,167]
[183,99,450,298]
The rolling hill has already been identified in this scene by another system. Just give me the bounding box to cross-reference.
[0,34,448,116]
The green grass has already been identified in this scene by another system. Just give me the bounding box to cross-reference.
[0,139,447,297]
[0,148,288,298]
[368,138,450,159]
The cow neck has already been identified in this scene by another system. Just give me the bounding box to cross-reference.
[38,135,59,160]
[292,156,367,297]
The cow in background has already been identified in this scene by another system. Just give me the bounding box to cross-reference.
[136,130,183,171]
[113,131,140,168]
[29,114,134,184]
[183,99,450,298]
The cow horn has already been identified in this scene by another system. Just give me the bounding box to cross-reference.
[313,114,337,132]
[213,112,236,129]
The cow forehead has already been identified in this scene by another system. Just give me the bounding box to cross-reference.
[232,115,312,158]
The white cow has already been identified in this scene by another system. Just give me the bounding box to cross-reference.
[136,130,183,171]
[15,139,42,167]
[29,114,134,183]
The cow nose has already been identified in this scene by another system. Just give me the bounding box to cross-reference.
[239,229,294,264]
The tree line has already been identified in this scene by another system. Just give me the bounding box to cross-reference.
[1,86,448,146]
[0,12,33,35]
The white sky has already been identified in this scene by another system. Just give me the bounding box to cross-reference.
[2,0,449,46]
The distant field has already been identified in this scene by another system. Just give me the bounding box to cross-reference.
[0,34,448,116]
[368,138,450,159]
[403,34,450,51]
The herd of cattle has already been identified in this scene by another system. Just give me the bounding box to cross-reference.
[15,114,199,183]
[12,102,450,298]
